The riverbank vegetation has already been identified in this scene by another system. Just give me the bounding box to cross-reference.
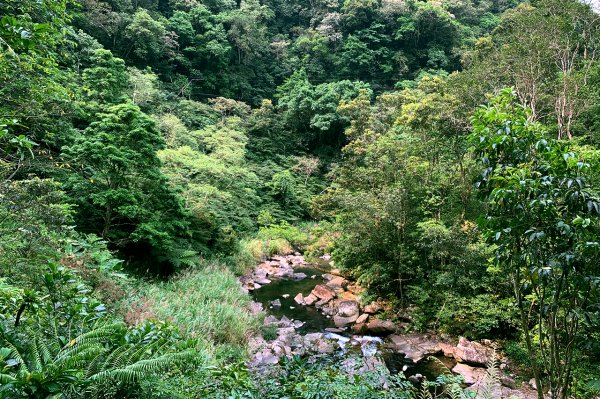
[1,0,599,397]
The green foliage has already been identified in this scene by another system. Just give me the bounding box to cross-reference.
[137,264,260,346]
[63,102,195,272]
[471,89,600,399]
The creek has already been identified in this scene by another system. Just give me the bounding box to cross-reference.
[249,255,455,380]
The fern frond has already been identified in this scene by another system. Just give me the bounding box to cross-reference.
[89,368,143,384]
[37,336,54,366]
[0,373,16,384]
[478,350,500,399]
[29,338,43,372]
[419,378,434,399]
[73,322,122,346]
[1,341,28,374]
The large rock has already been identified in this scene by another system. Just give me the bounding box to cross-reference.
[294,293,305,305]
[304,293,318,306]
[311,284,335,303]
[334,314,359,327]
[365,319,396,336]
[325,276,348,291]
[454,337,493,366]
[452,363,486,385]
[387,334,442,363]
[364,302,383,314]
[337,301,360,318]
[303,333,335,354]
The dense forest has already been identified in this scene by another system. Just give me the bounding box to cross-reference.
[1,0,599,397]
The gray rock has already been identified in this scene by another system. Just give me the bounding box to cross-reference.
[270,299,282,309]
[292,272,307,280]
[337,300,360,318]
[365,319,395,336]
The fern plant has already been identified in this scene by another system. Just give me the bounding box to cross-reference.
[0,320,195,399]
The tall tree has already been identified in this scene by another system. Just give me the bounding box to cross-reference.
[63,102,192,270]
[471,89,600,399]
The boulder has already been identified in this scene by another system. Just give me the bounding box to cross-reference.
[292,272,307,280]
[356,313,369,324]
[501,375,516,389]
[454,337,493,366]
[304,293,318,305]
[364,302,383,314]
[303,333,335,354]
[315,298,332,307]
[439,343,456,358]
[281,294,290,299]
[311,284,336,302]
[254,277,272,285]
[294,293,305,305]
[452,363,486,385]
[337,301,360,318]
[365,319,396,336]
[352,323,369,334]
[326,276,348,290]
[386,334,440,363]
[334,314,359,327]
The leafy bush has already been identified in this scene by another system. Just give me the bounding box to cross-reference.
[435,294,519,339]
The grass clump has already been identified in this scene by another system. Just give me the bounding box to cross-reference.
[138,262,261,353]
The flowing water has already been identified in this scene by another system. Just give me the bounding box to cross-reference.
[251,266,336,333]
[250,258,456,379]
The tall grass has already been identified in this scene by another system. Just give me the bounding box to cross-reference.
[139,262,261,354]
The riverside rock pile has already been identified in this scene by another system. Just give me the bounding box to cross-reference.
[240,254,309,292]
[242,254,539,399]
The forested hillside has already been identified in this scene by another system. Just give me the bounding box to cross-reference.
[1,0,599,398]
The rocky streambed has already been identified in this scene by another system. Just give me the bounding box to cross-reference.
[241,254,539,399]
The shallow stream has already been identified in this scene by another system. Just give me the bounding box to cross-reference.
[250,258,456,379]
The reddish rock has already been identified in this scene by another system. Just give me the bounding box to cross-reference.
[326,276,348,290]
[304,293,318,306]
[364,302,383,314]
[355,313,369,324]
[337,291,359,301]
[452,363,486,385]
[439,343,456,358]
[454,337,493,366]
[334,314,359,327]
[294,293,305,305]
[311,284,335,302]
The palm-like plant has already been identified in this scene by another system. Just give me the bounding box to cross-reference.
[0,321,194,399]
